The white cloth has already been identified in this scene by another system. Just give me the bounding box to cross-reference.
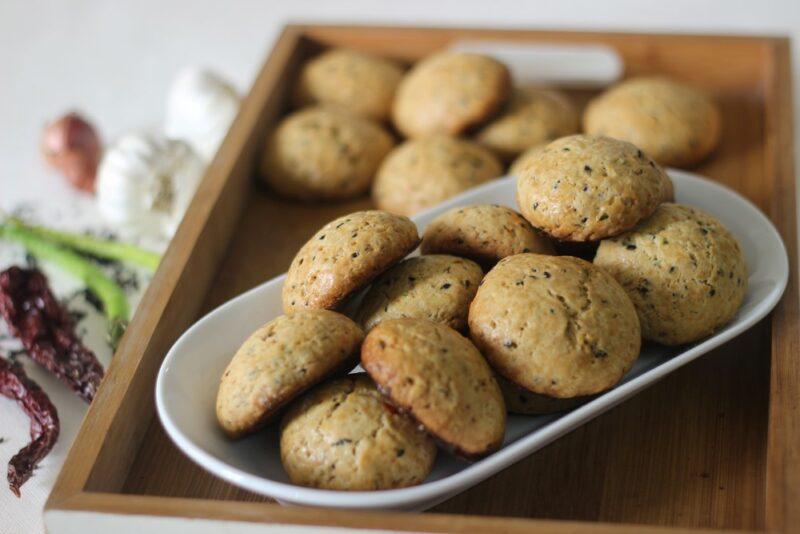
[1,1,799,533]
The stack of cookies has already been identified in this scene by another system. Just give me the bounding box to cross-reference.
[260,46,721,217]
[217,45,738,493]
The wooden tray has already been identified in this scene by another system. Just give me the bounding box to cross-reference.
[44,25,799,533]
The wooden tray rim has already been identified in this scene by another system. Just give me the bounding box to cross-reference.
[43,24,799,533]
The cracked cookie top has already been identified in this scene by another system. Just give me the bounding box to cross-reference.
[594,203,746,345]
[515,134,673,241]
[280,374,436,490]
[468,254,641,398]
[216,310,364,438]
[361,318,506,459]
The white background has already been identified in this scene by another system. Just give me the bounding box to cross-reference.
[1,1,798,533]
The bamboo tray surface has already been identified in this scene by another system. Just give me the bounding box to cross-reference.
[45,25,799,533]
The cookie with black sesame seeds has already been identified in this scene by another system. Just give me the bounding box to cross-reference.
[361,318,506,459]
[515,134,672,242]
[476,87,579,160]
[282,210,420,313]
[468,254,641,399]
[216,310,364,439]
[261,107,394,201]
[420,204,554,268]
[583,77,721,168]
[392,52,511,138]
[280,374,436,490]
[293,48,405,122]
[373,135,503,216]
[356,255,483,331]
[594,203,746,345]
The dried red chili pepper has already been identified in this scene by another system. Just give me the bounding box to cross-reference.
[0,266,103,402]
[1,357,60,497]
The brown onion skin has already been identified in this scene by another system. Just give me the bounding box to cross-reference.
[40,112,101,193]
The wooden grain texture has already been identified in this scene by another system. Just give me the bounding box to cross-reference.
[46,26,798,533]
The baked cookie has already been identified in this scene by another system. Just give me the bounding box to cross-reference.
[216,310,363,438]
[583,77,721,167]
[362,318,506,459]
[496,374,592,415]
[373,135,503,216]
[293,48,405,122]
[593,203,747,345]
[261,107,394,201]
[469,254,640,399]
[280,374,436,490]
[420,204,554,267]
[283,210,420,313]
[356,255,483,331]
[392,52,511,138]
[476,87,579,160]
[515,134,673,241]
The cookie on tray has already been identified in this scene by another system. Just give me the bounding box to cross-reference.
[261,107,394,201]
[280,374,436,490]
[293,48,405,122]
[515,134,673,241]
[475,87,579,160]
[392,52,511,138]
[361,318,506,459]
[216,310,364,438]
[469,254,641,402]
[356,254,483,331]
[583,77,721,168]
[373,135,503,216]
[283,210,419,313]
[420,204,554,267]
[593,203,747,345]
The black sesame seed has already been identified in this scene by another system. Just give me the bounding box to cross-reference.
[594,349,608,358]
[441,283,451,289]
[626,244,637,250]
[599,214,609,221]
[543,271,551,278]
[504,341,518,349]
[584,165,592,175]
[351,252,359,258]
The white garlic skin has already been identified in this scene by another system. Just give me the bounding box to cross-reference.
[164,68,240,161]
[96,133,205,240]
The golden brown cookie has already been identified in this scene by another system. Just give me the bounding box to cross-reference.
[475,87,579,160]
[593,203,747,345]
[280,374,436,490]
[392,52,511,138]
[420,204,554,267]
[373,135,503,216]
[515,134,673,241]
[469,254,641,399]
[216,310,363,438]
[293,48,405,122]
[283,210,419,313]
[356,255,483,331]
[583,77,721,167]
[361,318,506,459]
[261,107,394,201]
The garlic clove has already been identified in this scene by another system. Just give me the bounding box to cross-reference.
[164,68,240,162]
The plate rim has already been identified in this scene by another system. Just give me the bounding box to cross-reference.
[155,169,789,509]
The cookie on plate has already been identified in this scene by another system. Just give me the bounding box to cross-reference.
[593,203,747,345]
[469,254,640,401]
[392,52,511,138]
[293,48,405,122]
[280,374,436,490]
[475,87,579,160]
[261,107,394,201]
[515,134,673,241]
[420,204,554,267]
[362,318,506,459]
[216,310,364,438]
[356,254,483,331]
[583,77,721,167]
[283,210,419,313]
[373,135,503,216]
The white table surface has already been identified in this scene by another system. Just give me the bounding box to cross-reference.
[1,1,798,533]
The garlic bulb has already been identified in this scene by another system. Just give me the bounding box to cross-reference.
[164,68,240,161]
[96,133,205,240]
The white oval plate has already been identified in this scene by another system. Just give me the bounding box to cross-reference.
[156,170,788,511]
